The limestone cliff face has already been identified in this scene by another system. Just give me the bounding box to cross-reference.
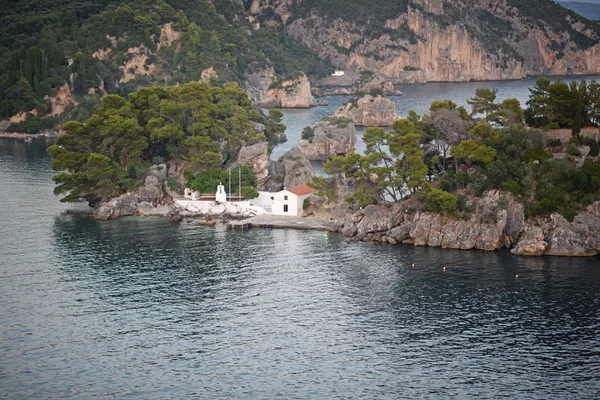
[334,94,397,126]
[227,141,271,190]
[256,73,317,108]
[295,119,357,160]
[252,0,600,83]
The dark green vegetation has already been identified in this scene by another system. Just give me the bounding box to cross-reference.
[559,1,600,21]
[310,80,600,221]
[185,166,258,199]
[47,81,278,203]
[525,78,600,132]
[0,0,331,126]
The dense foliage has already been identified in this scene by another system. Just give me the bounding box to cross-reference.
[312,82,600,221]
[47,81,277,203]
[525,78,600,131]
[0,0,332,124]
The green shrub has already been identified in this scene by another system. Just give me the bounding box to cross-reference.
[418,184,458,214]
[566,143,581,157]
[303,198,311,209]
[301,126,315,142]
[547,138,562,147]
[501,180,524,196]
[168,177,178,191]
[241,185,258,200]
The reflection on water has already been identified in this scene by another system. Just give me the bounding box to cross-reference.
[1,101,600,398]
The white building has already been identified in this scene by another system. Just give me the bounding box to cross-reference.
[332,70,345,76]
[271,184,316,217]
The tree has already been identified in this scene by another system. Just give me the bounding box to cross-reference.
[418,183,458,214]
[424,108,472,171]
[467,87,498,118]
[496,98,524,126]
[451,140,497,166]
[526,77,552,127]
[388,119,427,194]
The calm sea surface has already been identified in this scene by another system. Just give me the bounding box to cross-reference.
[1,79,600,399]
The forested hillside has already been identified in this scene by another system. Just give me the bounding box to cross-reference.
[0,0,331,126]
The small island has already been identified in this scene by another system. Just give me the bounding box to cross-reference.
[47,79,600,257]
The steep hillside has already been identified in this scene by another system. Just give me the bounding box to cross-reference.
[559,1,600,20]
[0,0,331,124]
[250,0,600,83]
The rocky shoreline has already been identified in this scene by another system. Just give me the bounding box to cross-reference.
[0,131,61,140]
[90,177,600,258]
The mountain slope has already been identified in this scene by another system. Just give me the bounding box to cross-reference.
[251,0,600,83]
[0,0,331,122]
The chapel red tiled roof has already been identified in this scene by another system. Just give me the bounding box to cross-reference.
[288,184,316,196]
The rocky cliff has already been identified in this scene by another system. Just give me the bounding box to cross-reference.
[256,73,317,108]
[295,118,357,160]
[251,0,600,84]
[265,147,316,191]
[227,141,271,189]
[308,187,600,257]
[334,94,398,126]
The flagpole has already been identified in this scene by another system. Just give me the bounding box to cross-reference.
[238,167,241,201]
[228,169,231,203]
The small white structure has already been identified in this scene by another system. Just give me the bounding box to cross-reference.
[271,184,316,217]
[332,70,345,76]
[216,183,227,203]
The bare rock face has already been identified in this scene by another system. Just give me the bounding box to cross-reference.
[200,67,218,83]
[504,200,526,247]
[544,212,600,256]
[257,73,317,108]
[93,193,140,220]
[265,147,315,191]
[511,225,548,256]
[295,118,356,161]
[92,164,174,220]
[354,203,404,240]
[228,141,270,189]
[245,67,277,105]
[263,2,600,85]
[441,219,479,250]
[334,94,397,126]
[410,212,443,246]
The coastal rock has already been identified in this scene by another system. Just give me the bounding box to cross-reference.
[93,193,139,220]
[410,212,443,247]
[354,203,404,238]
[511,226,548,256]
[334,94,397,126]
[137,202,175,217]
[475,209,508,251]
[504,200,526,246]
[440,219,479,250]
[295,118,356,160]
[257,73,317,108]
[228,141,270,189]
[544,212,600,256]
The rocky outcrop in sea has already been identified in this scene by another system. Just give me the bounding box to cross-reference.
[334,94,397,126]
[295,118,357,161]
